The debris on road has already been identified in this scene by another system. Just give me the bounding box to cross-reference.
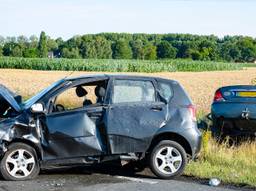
[209,178,221,187]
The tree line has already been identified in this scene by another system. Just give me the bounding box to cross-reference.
[0,31,256,62]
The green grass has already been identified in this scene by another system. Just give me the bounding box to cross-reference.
[0,57,248,72]
[185,131,256,187]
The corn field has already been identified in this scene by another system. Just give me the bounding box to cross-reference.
[0,57,245,72]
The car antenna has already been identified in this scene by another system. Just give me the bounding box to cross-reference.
[63,70,76,80]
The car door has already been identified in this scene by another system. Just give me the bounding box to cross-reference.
[41,78,108,160]
[105,77,167,154]
[42,107,104,160]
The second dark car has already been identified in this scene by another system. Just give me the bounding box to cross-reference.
[0,75,201,180]
[211,85,256,140]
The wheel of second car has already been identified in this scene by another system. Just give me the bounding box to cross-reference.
[0,143,40,181]
[149,140,187,179]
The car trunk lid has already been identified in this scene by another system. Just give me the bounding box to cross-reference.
[220,85,256,103]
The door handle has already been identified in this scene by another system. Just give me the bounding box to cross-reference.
[151,106,163,111]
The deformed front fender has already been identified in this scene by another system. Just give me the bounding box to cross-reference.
[0,116,43,158]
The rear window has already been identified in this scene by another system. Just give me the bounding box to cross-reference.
[158,82,173,101]
[112,80,155,103]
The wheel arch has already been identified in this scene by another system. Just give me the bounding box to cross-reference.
[148,132,192,157]
[5,139,42,160]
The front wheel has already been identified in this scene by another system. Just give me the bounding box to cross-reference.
[0,143,40,181]
[149,140,187,179]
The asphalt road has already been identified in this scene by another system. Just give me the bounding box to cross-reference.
[0,165,252,191]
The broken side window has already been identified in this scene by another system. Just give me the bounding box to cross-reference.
[112,80,156,103]
[52,80,108,113]
[54,86,96,111]
[158,82,173,101]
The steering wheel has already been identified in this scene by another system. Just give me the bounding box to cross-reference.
[55,104,65,112]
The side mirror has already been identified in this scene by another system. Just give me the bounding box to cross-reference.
[31,103,44,113]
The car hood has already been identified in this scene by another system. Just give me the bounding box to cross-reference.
[0,84,22,113]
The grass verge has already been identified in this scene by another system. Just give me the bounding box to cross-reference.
[185,131,256,187]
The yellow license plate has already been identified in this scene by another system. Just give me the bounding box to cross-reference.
[237,91,256,97]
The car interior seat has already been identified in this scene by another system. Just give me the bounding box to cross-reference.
[95,86,106,104]
[75,86,92,106]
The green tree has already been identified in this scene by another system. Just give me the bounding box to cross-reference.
[190,50,201,60]
[47,38,58,52]
[1,32,256,62]
[144,43,157,60]
[236,37,256,62]
[0,36,5,47]
[10,45,23,57]
[157,41,177,59]
[94,36,112,59]
[29,35,38,48]
[229,46,241,62]
[221,41,241,62]
[38,31,48,57]
[62,47,80,59]
[0,47,3,57]
[17,35,28,45]
[23,48,38,58]
[131,39,144,59]
[112,39,132,59]
[56,37,64,47]
[80,35,112,59]
[80,38,97,58]
[3,42,16,56]
[6,36,16,43]
[197,40,218,61]
[0,36,3,57]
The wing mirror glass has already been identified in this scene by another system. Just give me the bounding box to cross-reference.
[31,103,44,113]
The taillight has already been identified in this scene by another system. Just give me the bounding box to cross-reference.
[188,104,197,122]
[214,90,225,102]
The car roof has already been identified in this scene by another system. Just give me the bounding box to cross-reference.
[66,74,177,83]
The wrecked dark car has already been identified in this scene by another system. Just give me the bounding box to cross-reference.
[211,85,256,140]
[0,75,201,180]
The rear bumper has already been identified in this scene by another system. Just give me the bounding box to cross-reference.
[182,124,202,159]
[211,103,256,138]
[211,118,256,138]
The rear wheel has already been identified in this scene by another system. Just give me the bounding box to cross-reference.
[149,140,187,179]
[0,143,40,181]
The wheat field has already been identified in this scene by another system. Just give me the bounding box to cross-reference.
[0,68,256,112]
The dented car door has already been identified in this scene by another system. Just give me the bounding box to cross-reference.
[39,77,109,160]
[105,78,166,154]
[42,107,104,160]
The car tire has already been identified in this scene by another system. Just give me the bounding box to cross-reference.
[149,140,187,179]
[0,143,40,181]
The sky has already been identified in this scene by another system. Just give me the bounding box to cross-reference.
[0,0,256,39]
